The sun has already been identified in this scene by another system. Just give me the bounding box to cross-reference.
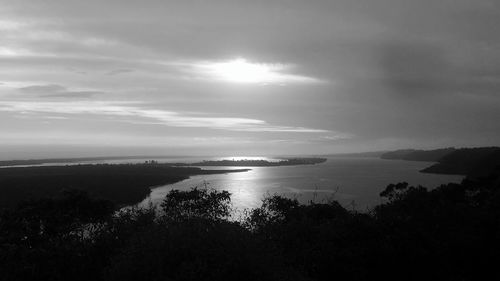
[205,58,284,84]
[196,57,320,85]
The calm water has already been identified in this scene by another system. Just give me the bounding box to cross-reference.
[138,157,463,212]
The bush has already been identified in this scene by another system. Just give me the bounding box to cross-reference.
[160,187,231,221]
[2,174,500,281]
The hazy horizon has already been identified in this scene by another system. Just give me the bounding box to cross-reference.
[1,0,499,159]
[0,146,379,161]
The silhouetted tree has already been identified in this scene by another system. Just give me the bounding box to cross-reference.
[1,168,500,281]
[160,187,231,221]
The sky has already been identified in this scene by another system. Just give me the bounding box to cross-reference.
[1,0,500,159]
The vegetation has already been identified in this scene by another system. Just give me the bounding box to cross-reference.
[1,150,499,280]
[1,167,499,280]
[381,147,455,162]
[173,157,327,167]
[382,147,500,176]
[422,147,500,176]
[0,156,177,167]
[0,164,249,208]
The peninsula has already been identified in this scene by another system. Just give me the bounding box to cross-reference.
[380,147,500,177]
[0,163,249,208]
[173,157,328,167]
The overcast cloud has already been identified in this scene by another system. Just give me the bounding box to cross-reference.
[1,0,499,158]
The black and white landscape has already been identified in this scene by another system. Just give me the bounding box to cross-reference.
[1,1,500,281]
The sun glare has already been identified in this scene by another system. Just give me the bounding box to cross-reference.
[206,58,285,84]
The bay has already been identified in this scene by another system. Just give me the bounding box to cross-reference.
[138,156,463,212]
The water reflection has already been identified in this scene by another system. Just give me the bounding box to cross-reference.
[139,157,464,212]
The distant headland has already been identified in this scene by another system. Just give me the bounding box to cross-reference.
[380,147,500,177]
[173,157,328,167]
[0,157,328,208]
[0,163,249,209]
[0,156,328,168]
[0,156,184,167]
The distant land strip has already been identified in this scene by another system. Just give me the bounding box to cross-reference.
[173,157,328,167]
[0,155,189,167]
[380,147,500,177]
[0,157,328,209]
[0,163,249,209]
[0,156,328,168]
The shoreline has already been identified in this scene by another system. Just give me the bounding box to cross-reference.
[0,163,250,209]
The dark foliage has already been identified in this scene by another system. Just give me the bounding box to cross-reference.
[374,174,500,280]
[160,187,231,221]
[422,147,500,176]
[107,219,291,281]
[381,148,455,162]
[0,163,248,208]
[1,170,500,280]
[0,190,115,281]
[381,147,500,177]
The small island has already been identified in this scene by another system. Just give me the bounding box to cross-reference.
[173,157,328,167]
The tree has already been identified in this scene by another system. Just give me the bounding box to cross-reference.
[160,187,231,221]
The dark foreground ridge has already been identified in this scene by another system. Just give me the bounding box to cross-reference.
[1,168,499,281]
[1,148,499,281]
[173,157,327,167]
[0,164,248,208]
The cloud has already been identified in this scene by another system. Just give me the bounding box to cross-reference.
[106,68,134,76]
[18,84,103,98]
[186,58,322,85]
[377,41,452,97]
[1,0,500,153]
[44,91,104,98]
[0,101,329,133]
[19,84,66,93]
[319,134,354,141]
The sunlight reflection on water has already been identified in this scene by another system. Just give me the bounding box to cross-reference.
[138,157,464,212]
